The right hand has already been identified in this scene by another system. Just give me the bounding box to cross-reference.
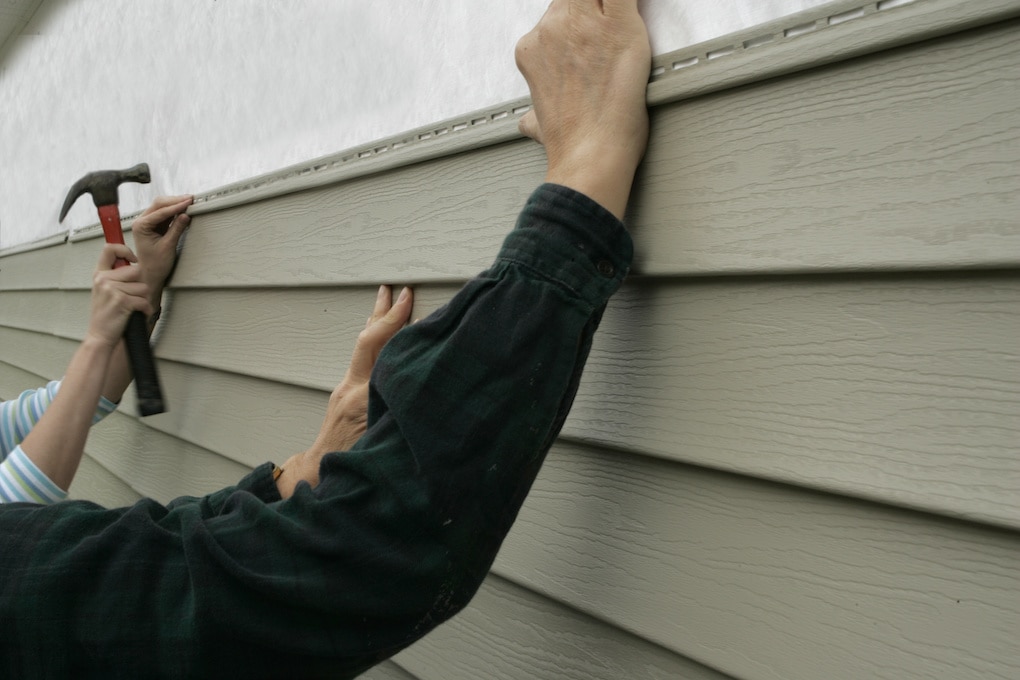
[515,0,651,218]
[86,244,153,348]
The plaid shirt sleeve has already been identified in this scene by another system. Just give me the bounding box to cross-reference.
[0,184,633,679]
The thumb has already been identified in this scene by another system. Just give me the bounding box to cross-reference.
[518,109,543,144]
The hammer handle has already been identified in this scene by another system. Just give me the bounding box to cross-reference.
[97,205,166,416]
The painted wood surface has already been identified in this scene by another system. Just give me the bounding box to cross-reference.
[393,574,734,680]
[0,3,1018,679]
[4,271,1018,528]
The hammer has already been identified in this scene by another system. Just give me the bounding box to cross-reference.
[59,163,165,416]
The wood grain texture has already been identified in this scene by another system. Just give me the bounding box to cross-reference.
[22,270,1015,528]
[0,326,73,380]
[494,440,1020,680]
[149,19,1020,290]
[359,660,420,680]
[634,18,1020,276]
[68,455,144,507]
[83,410,251,505]
[568,273,1020,528]
[646,0,1020,107]
[127,360,328,470]
[395,574,733,680]
[0,241,68,291]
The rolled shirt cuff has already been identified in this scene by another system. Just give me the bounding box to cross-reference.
[0,446,68,504]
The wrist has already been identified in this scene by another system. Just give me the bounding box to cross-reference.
[544,144,642,221]
[80,332,120,355]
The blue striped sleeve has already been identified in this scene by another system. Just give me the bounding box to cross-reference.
[0,382,58,461]
[0,380,117,462]
[0,446,67,504]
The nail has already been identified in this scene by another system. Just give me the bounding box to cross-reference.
[377,285,388,300]
[398,286,411,303]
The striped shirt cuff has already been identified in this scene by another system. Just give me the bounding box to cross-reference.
[0,446,67,504]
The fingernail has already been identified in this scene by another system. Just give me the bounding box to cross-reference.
[377,285,388,300]
[398,286,411,302]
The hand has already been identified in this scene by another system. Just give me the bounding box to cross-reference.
[131,195,193,295]
[86,244,153,348]
[515,0,651,218]
[276,285,414,498]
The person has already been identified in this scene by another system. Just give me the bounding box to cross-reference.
[0,196,192,503]
[0,0,651,677]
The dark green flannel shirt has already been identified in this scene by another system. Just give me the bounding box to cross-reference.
[0,184,633,679]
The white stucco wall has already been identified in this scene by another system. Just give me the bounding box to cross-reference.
[0,0,827,248]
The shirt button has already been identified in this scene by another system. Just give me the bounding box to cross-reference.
[596,259,615,277]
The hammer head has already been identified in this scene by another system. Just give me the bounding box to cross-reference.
[59,163,151,222]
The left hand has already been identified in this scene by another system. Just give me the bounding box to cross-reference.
[131,195,193,295]
[276,285,414,498]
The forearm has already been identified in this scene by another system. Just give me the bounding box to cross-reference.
[20,337,116,490]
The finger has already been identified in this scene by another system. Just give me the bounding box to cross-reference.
[369,285,393,325]
[141,195,194,216]
[346,287,413,384]
[103,265,148,284]
[135,198,193,233]
[518,109,543,143]
[164,212,192,245]
[96,244,137,271]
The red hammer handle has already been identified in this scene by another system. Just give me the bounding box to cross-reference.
[97,204,130,268]
[96,204,166,416]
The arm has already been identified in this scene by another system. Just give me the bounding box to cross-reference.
[0,382,60,459]
[101,195,193,404]
[0,0,651,674]
[4,245,153,497]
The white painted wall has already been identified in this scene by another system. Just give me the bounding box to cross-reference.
[0,0,827,248]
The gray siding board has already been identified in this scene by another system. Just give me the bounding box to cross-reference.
[134,360,328,470]
[69,455,145,507]
[394,574,733,680]
[155,17,1020,290]
[12,270,1016,528]
[568,273,1020,528]
[359,660,420,680]
[83,410,251,504]
[0,242,67,291]
[494,441,1020,680]
[0,326,73,380]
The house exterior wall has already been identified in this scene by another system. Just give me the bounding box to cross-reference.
[0,1,1018,678]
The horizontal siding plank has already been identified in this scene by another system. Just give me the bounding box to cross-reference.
[128,360,328,470]
[168,142,538,288]
[84,410,252,505]
[26,272,1015,528]
[0,242,67,291]
[153,286,459,389]
[132,20,1020,290]
[68,455,145,507]
[494,440,1020,680]
[0,326,73,381]
[359,661,420,680]
[635,18,1020,276]
[568,273,1020,528]
[396,573,732,680]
